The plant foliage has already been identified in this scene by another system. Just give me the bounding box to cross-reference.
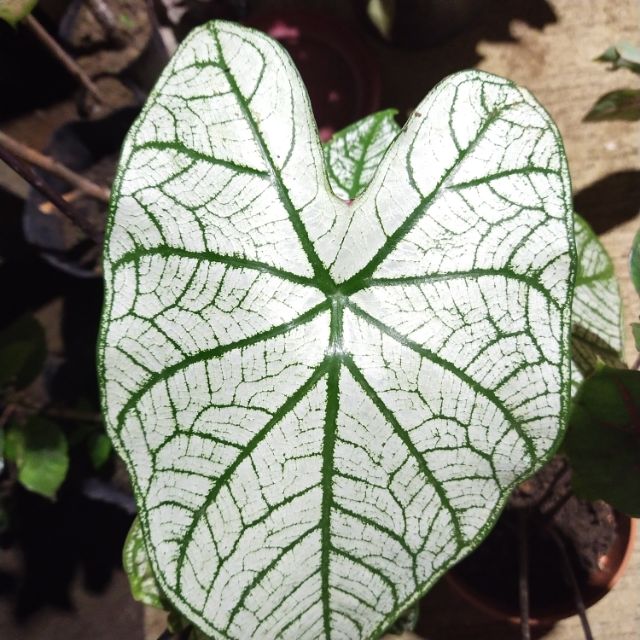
[101,22,575,639]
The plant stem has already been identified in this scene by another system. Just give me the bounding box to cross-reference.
[0,131,110,203]
[0,143,103,243]
[518,509,531,640]
[550,528,595,640]
[24,14,106,104]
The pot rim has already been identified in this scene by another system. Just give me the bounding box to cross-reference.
[445,512,637,626]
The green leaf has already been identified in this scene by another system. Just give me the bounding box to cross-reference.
[570,215,624,391]
[630,228,640,296]
[100,22,575,639]
[123,516,166,609]
[0,0,37,25]
[632,323,640,352]
[0,315,46,390]
[88,432,112,469]
[596,41,640,73]
[565,366,640,517]
[7,417,68,499]
[585,89,640,122]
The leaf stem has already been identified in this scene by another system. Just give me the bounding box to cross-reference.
[24,14,106,104]
[0,139,103,243]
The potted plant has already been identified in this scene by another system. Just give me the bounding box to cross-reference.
[99,20,583,640]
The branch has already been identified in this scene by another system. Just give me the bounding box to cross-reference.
[0,130,111,203]
[24,14,106,104]
[0,143,103,243]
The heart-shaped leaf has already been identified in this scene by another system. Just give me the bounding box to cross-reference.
[100,22,574,639]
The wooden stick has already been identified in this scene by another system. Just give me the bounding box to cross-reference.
[24,14,106,104]
[0,131,110,203]
[518,510,531,640]
[39,189,83,214]
[0,143,103,243]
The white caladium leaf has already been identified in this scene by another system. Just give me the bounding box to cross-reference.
[324,109,400,202]
[571,215,624,391]
[100,21,575,640]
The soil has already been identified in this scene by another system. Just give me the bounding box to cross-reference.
[450,457,619,619]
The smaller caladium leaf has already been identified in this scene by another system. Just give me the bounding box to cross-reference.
[123,516,166,609]
[100,21,575,640]
[324,109,400,201]
[564,366,640,517]
[570,215,624,392]
[0,0,37,25]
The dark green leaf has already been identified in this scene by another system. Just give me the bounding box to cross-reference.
[585,89,640,122]
[88,432,112,469]
[564,366,640,517]
[7,417,68,499]
[0,315,46,390]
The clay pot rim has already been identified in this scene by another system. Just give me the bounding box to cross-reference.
[445,512,637,626]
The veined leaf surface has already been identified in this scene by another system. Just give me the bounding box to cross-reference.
[324,113,623,394]
[100,21,575,640]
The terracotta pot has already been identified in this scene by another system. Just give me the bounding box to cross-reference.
[446,512,636,625]
[246,10,381,141]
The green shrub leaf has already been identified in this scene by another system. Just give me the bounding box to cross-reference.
[6,417,68,499]
[565,366,640,516]
[585,89,640,122]
[0,0,37,26]
[100,22,575,639]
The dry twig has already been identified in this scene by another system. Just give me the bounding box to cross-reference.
[24,14,106,103]
[0,130,110,203]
